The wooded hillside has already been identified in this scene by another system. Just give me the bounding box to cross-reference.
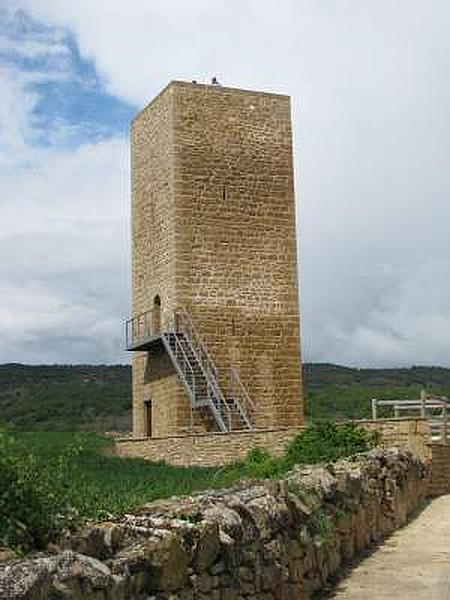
[1,362,449,431]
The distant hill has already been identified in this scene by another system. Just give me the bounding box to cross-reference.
[1,362,450,431]
[0,364,131,432]
[304,363,450,421]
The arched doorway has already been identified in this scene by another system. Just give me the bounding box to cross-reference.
[152,295,161,335]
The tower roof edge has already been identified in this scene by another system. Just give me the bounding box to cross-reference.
[131,80,291,125]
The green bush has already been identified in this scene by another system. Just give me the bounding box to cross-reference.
[285,421,375,467]
[0,431,81,551]
[223,422,376,482]
[239,447,284,478]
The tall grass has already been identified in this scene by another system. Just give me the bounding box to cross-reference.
[13,432,230,517]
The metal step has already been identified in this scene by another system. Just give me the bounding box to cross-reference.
[160,309,254,433]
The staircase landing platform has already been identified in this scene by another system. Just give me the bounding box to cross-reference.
[125,334,166,352]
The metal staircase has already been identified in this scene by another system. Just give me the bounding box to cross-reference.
[125,307,255,432]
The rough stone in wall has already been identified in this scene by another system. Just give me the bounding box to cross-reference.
[428,443,450,496]
[0,448,428,599]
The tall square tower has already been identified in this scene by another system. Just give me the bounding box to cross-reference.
[127,81,303,438]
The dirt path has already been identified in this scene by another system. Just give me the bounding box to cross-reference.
[329,495,450,599]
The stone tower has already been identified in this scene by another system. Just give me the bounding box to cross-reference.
[127,81,303,439]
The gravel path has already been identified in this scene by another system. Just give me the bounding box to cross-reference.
[330,495,450,599]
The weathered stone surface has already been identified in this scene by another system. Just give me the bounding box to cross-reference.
[0,551,115,599]
[60,522,125,559]
[203,505,242,540]
[0,549,16,563]
[192,521,220,571]
[110,531,190,593]
[0,449,429,599]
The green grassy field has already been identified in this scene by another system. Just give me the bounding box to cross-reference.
[12,432,232,519]
[12,422,374,517]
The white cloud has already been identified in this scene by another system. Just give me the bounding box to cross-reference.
[306,259,450,367]
[0,10,131,363]
[2,0,450,366]
[0,67,36,156]
[0,130,130,363]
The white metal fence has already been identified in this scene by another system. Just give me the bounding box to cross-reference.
[371,389,449,444]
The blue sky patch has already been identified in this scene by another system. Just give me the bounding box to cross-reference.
[0,8,136,148]
[31,79,136,147]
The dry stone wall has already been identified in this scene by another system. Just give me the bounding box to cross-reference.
[428,443,450,496]
[0,448,428,599]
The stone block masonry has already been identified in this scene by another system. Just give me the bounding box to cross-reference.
[357,417,431,460]
[428,443,450,496]
[130,81,303,438]
[115,417,428,467]
[115,427,299,467]
[0,448,428,599]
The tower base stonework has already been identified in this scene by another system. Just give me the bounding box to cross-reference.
[117,427,301,467]
[126,81,304,452]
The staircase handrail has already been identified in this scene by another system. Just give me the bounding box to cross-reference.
[174,307,219,382]
[169,333,196,400]
[126,307,158,347]
[230,366,256,420]
[174,307,235,429]
[207,384,232,431]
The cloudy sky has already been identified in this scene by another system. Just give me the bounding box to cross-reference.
[1,1,449,367]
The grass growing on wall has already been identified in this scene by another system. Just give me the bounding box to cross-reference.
[1,423,376,552]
